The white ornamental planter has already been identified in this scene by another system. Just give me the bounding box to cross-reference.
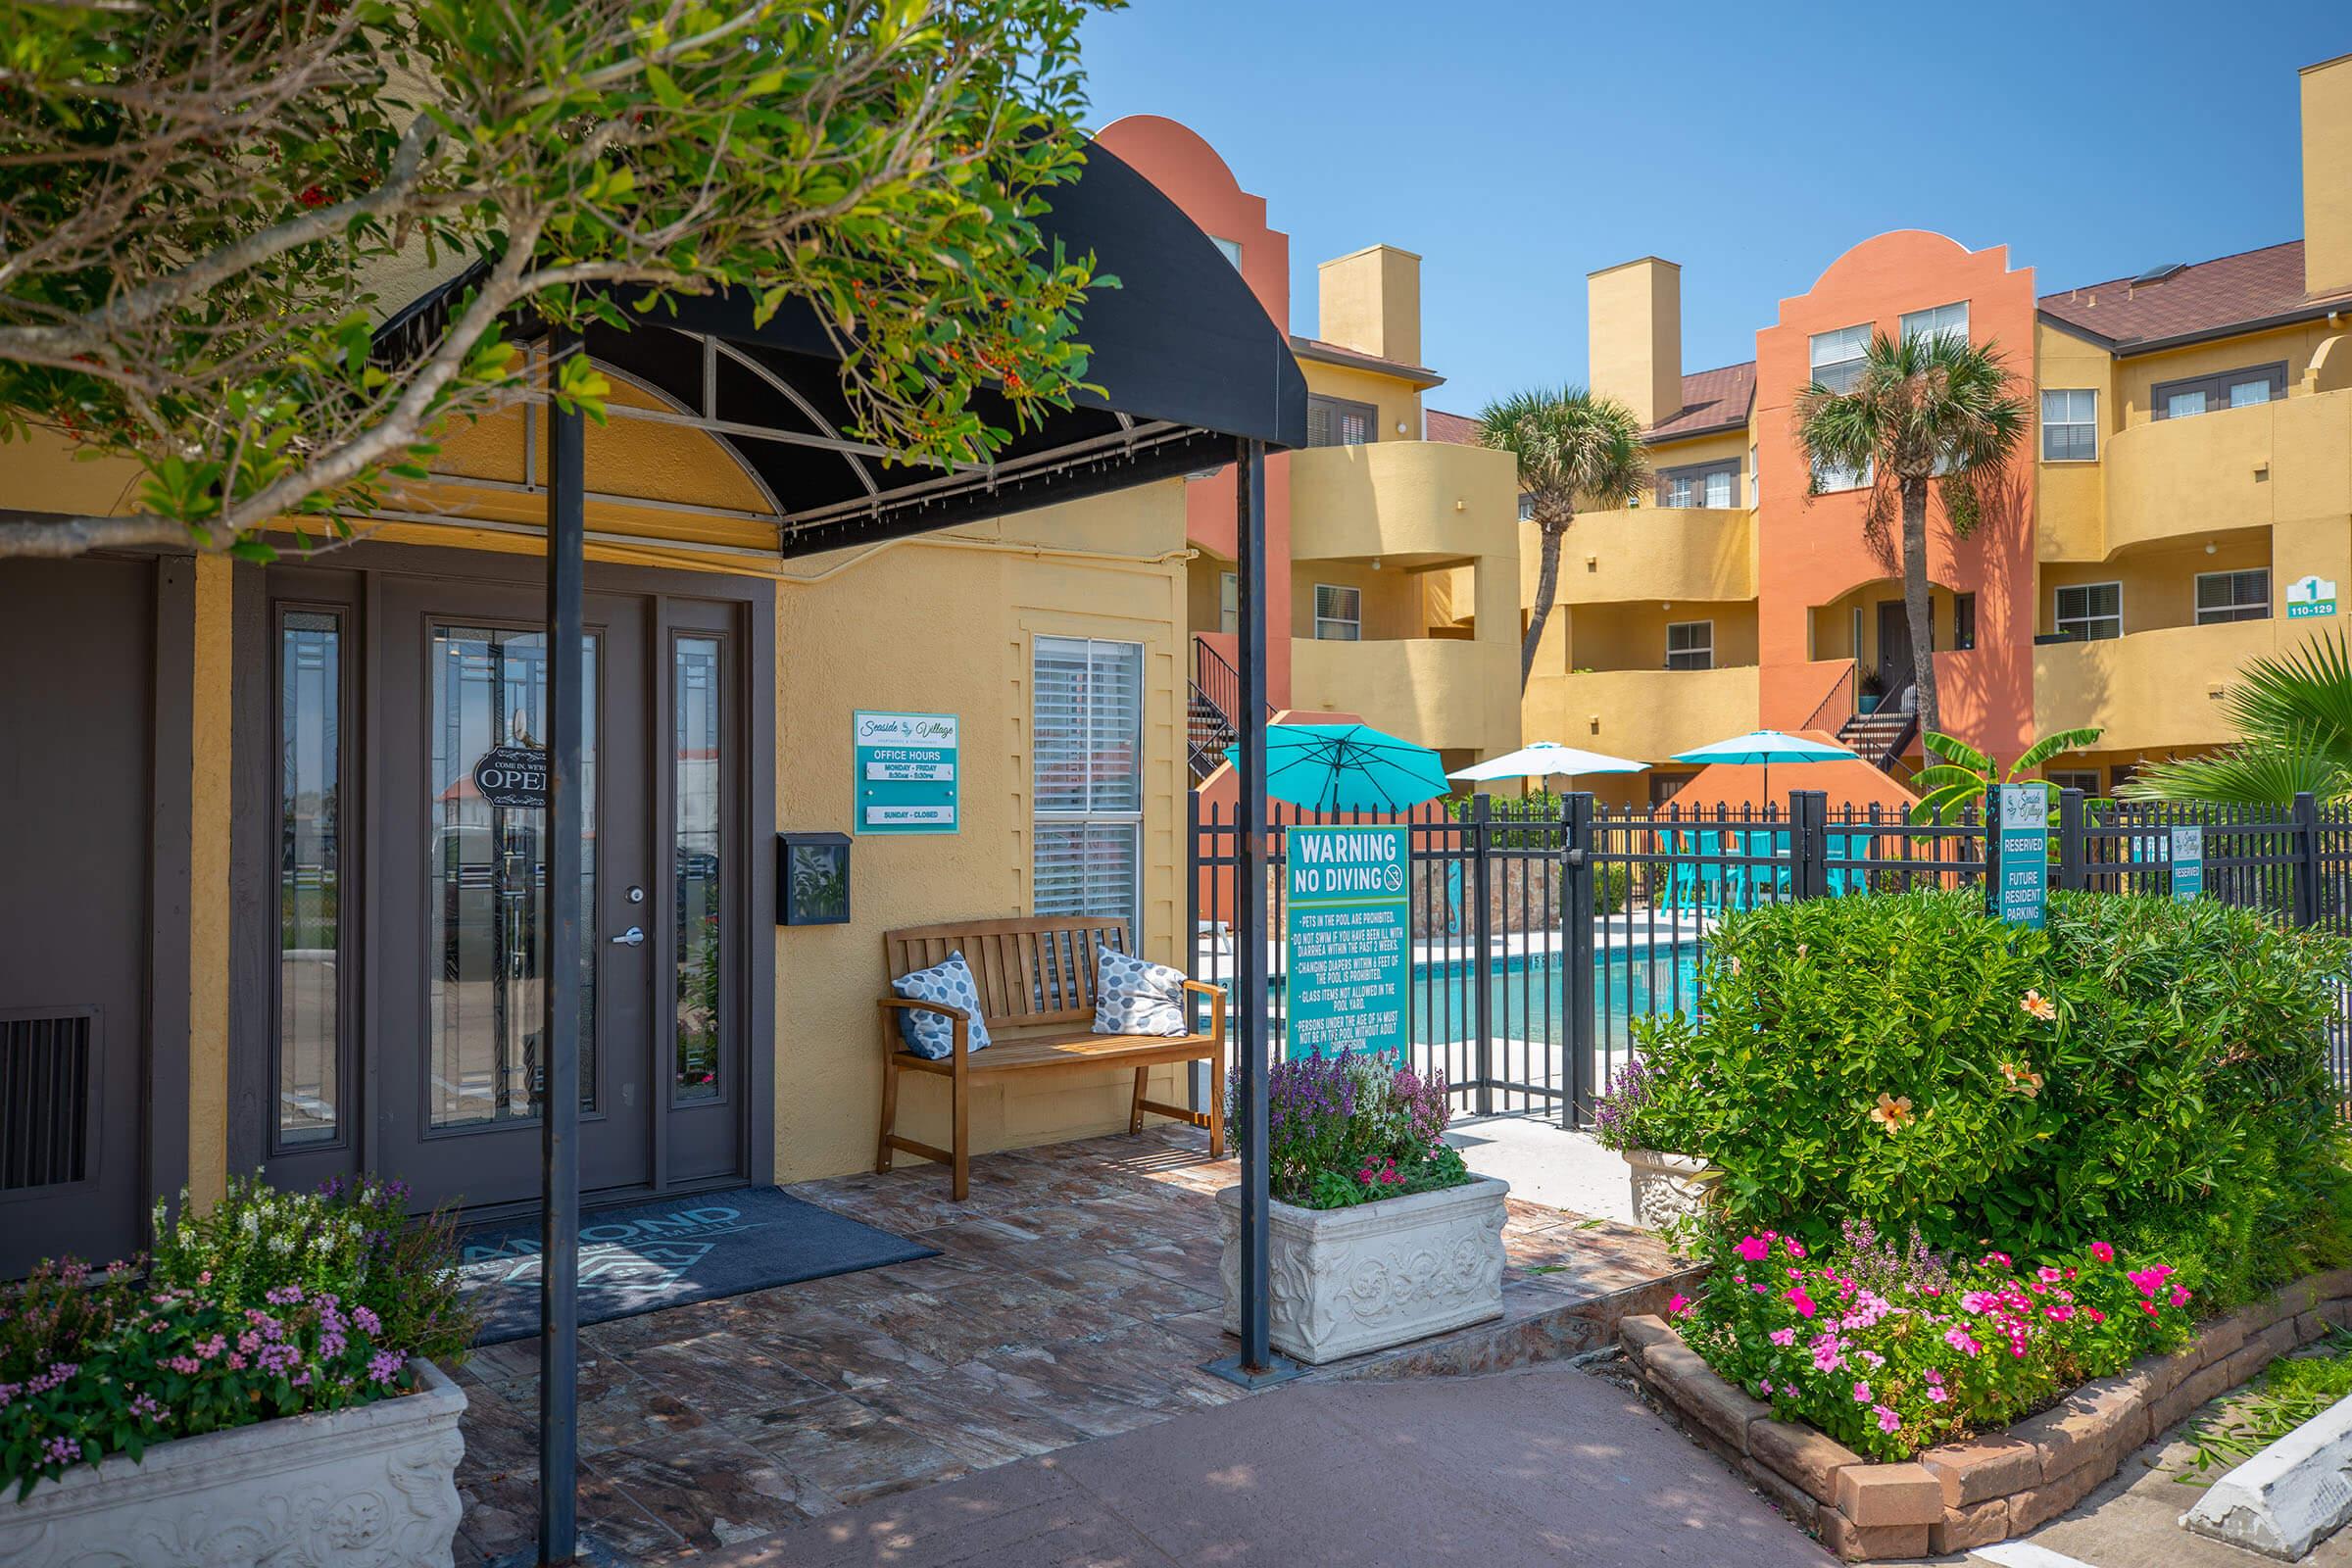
[1217,1176,1509,1364]
[1624,1148,1714,1230]
[0,1358,466,1568]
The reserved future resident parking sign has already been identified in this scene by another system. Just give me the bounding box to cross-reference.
[1284,825,1410,1061]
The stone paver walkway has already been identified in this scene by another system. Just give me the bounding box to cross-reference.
[451,1123,1692,1564]
[699,1359,1838,1568]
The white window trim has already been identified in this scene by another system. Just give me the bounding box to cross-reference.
[1665,619,1714,671]
[1900,301,1970,347]
[2194,568,2272,625]
[2054,582,2124,641]
[1313,583,1362,641]
[1031,636,1145,933]
[2040,389,2099,464]
[1218,570,1238,636]
[1813,456,1873,494]
[1809,321,1871,392]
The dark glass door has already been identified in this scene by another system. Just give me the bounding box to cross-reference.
[376,581,654,1211]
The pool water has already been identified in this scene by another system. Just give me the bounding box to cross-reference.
[1407,945,1704,1050]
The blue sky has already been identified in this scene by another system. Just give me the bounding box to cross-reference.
[1076,1,2348,416]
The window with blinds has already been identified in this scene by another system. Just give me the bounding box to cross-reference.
[1312,584,1362,641]
[1306,395,1378,448]
[1033,636,1145,930]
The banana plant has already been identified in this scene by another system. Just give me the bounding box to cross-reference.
[1907,727,2108,823]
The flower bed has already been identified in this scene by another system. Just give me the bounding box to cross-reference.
[1250,1050,1468,1209]
[2,1175,473,1500]
[1623,1267,2352,1561]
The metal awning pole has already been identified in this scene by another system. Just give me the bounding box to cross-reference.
[1236,436,1271,1372]
[538,326,585,1566]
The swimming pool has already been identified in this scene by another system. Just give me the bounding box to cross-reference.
[1405,943,1704,1050]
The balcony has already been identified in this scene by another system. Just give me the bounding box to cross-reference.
[2103,387,2352,556]
[1521,665,1762,762]
[1288,440,1519,564]
[2034,618,2280,752]
[1289,635,1519,756]
[1537,506,1755,607]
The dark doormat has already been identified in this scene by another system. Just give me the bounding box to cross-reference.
[458,1187,936,1347]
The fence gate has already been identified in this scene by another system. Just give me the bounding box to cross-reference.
[1190,789,2352,1125]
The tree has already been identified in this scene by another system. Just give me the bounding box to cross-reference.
[0,0,1117,561]
[2120,632,2352,806]
[1907,725,2106,822]
[1792,331,2028,754]
[1476,386,1647,692]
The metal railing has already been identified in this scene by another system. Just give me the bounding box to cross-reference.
[1190,787,2352,1126]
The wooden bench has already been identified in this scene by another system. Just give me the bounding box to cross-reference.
[876,915,1226,1200]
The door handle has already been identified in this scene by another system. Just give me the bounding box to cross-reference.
[611,925,645,948]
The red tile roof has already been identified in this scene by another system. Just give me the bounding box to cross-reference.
[1424,407,1482,445]
[2037,239,2352,351]
[1646,362,1755,443]
[1288,335,1446,387]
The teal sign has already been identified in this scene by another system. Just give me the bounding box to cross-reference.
[1994,785,2048,930]
[854,710,958,835]
[2171,825,2205,902]
[1285,825,1410,1060]
[2287,574,2338,619]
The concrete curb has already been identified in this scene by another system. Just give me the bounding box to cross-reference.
[2180,1390,2352,1560]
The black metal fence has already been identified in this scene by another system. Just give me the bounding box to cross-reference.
[1189,789,2352,1124]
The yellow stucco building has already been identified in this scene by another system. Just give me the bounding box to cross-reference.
[1434,52,2352,805]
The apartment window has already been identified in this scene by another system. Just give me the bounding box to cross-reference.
[1809,323,1872,394]
[1749,444,1760,506]
[1306,394,1378,448]
[1219,570,1238,635]
[1313,583,1362,640]
[1517,492,1536,521]
[1900,301,1970,347]
[1033,637,1144,931]
[2153,362,2287,420]
[1848,606,1864,662]
[1209,235,1243,269]
[2046,769,2102,796]
[2195,568,2271,625]
[2041,389,2098,462]
[1953,592,1977,652]
[2055,582,2123,641]
[1665,620,1714,670]
[1657,459,1740,510]
[1813,456,1873,494]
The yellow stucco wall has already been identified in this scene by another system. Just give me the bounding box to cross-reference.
[2038,532,2271,636]
[2035,321,2116,563]
[1588,258,1683,429]
[1299,359,1421,443]
[1522,664,1761,761]
[1292,561,1423,639]
[2036,617,2282,752]
[1545,506,1754,607]
[770,483,1196,1183]
[2113,324,2341,426]
[1566,601,1759,672]
[1316,245,1422,368]
[2307,55,2352,297]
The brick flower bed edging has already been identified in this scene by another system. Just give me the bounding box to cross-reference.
[1619,1266,2352,1562]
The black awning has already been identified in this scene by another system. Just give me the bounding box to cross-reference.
[376,140,1305,558]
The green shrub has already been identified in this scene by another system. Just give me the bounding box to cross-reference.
[1632,890,2348,1261]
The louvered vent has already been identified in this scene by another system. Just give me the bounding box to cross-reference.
[1,1014,92,1191]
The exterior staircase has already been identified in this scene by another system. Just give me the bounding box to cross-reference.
[1838,706,1919,771]
[1188,686,1239,784]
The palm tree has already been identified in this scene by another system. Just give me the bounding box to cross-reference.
[1793,332,2028,754]
[1477,387,1648,691]
[2120,632,2352,805]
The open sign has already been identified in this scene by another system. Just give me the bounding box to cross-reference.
[472,744,550,808]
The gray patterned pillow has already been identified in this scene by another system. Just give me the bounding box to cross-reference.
[890,952,992,1059]
[1093,945,1188,1037]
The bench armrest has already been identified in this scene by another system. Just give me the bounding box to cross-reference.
[876,996,974,1062]
[1179,979,1227,1047]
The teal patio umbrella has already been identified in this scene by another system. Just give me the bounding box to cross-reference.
[1227,723,1452,813]
[1672,728,1854,807]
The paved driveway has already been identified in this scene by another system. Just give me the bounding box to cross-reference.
[699,1360,1837,1567]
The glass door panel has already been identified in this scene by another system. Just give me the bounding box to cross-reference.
[426,624,598,1130]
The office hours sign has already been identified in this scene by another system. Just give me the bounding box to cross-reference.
[854,711,958,834]
[1285,825,1410,1060]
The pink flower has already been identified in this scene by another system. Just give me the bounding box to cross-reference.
[1759,1379,1774,1395]
[1786,1289,1818,1319]
[1875,1404,1901,1434]
[1852,1381,1873,1403]
[1735,1236,1770,1263]
[1926,1385,1948,1403]
[1944,1328,1981,1355]
[2171,1285,2191,1307]
[2089,1242,2115,1263]
[1769,1328,1796,1347]
[1667,1294,1690,1317]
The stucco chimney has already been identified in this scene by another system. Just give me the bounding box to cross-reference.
[1588,258,1683,429]
[1316,244,1422,368]
[2304,53,2352,297]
